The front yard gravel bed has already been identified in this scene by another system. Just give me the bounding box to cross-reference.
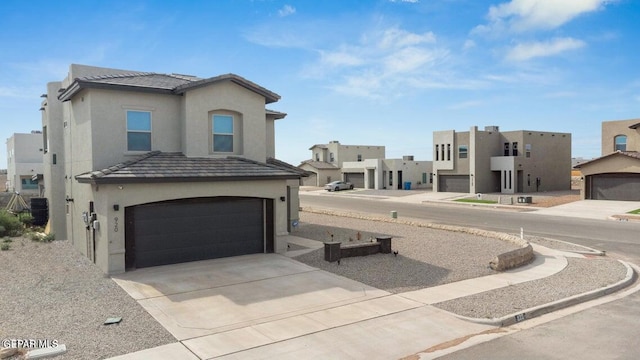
[0,238,174,359]
[433,257,628,319]
[292,212,520,293]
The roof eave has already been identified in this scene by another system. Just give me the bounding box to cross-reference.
[75,174,301,184]
[58,80,176,101]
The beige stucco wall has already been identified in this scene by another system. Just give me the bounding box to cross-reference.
[6,133,44,194]
[42,81,67,239]
[88,89,182,170]
[578,155,640,176]
[342,159,433,190]
[310,142,385,168]
[76,179,291,274]
[299,163,341,186]
[602,118,640,155]
[183,82,267,162]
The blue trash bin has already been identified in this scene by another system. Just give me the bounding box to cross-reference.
[404,182,411,190]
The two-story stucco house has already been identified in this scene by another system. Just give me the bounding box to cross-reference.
[41,64,304,274]
[299,141,385,187]
[5,131,44,195]
[574,118,640,200]
[433,126,571,194]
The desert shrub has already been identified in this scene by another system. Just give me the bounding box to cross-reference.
[43,233,55,242]
[0,211,22,236]
[19,213,33,226]
[0,243,9,251]
[3,237,12,243]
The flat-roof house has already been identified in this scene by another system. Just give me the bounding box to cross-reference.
[433,126,571,194]
[5,131,44,195]
[341,156,433,190]
[41,64,303,274]
[574,118,640,200]
[299,141,385,187]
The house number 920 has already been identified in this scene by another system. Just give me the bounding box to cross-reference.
[114,217,119,232]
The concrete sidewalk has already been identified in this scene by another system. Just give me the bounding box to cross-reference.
[107,242,636,360]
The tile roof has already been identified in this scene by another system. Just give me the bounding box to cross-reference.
[299,160,339,170]
[58,71,280,103]
[629,122,640,129]
[573,151,640,168]
[75,151,302,184]
[267,157,312,176]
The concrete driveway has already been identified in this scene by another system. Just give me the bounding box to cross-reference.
[111,253,493,359]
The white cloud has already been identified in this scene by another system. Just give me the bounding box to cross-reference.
[306,26,451,98]
[278,5,296,17]
[476,0,612,34]
[506,37,586,61]
[463,39,476,50]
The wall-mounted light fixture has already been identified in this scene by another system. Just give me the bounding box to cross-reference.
[113,204,119,211]
[280,196,286,202]
[65,196,74,202]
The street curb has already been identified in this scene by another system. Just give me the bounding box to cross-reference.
[450,260,637,327]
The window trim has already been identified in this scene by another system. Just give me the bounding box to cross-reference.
[614,135,627,152]
[458,145,468,159]
[212,114,235,153]
[126,110,152,152]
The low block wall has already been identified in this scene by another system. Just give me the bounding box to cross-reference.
[324,236,392,262]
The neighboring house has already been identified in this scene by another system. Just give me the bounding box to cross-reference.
[574,118,640,200]
[5,132,44,195]
[433,126,571,194]
[41,64,303,274]
[299,141,385,186]
[341,156,433,190]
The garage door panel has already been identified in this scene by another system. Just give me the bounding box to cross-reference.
[129,197,265,269]
[344,173,364,188]
[589,174,640,200]
[439,175,470,193]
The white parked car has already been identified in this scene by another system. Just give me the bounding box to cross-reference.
[324,181,354,191]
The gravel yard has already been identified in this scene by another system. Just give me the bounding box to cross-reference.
[434,257,628,319]
[292,211,630,319]
[292,212,520,293]
[0,238,174,360]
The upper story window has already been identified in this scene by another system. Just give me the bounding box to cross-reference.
[212,114,234,152]
[458,145,468,159]
[435,145,439,161]
[512,142,518,156]
[330,152,335,162]
[615,135,627,152]
[127,111,151,151]
[315,153,319,161]
[504,142,510,156]
[446,144,451,161]
[357,154,362,161]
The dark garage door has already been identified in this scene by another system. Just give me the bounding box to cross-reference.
[125,197,272,269]
[344,173,365,188]
[438,175,470,193]
[588,173,640,200]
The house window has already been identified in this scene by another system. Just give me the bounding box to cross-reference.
[525,144,532,158]
[435,145,439,161]
[42,126,48,153]
[447,144,451,161]
[504,142,510,156]
[389,171,393,186]
[315,153,319,161]
[615,135,627,152]
[422,172,427,184]
[127,111,151,151]
[459,145,468,159]
[441,144,445,161]
[212,114,234,152]
[429,173,433,184]
[330,153,335,162]
[21,177,38,190]
[357,154,362,162]
[512,142,518,156]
